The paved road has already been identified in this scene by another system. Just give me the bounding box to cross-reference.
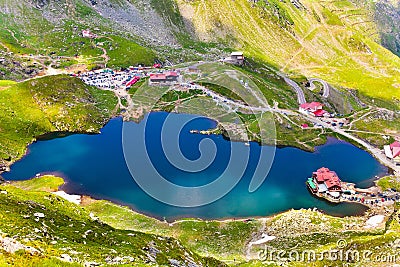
[193,84,298,115]
[79,70,399,175]
[305,114,400,174]
[308,78,330,98]
[278,73,306,104]
[197,83,399,174]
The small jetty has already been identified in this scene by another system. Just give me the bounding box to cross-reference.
[306,167,400,208]
[189,129,214,135]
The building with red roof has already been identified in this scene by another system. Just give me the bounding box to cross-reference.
[82,29,97,39]
[299,102,330,117]
[150,73,167,83]
[313,109,328,117]
[165,71,178,82]
[299,102,323,112]
[125,76,140,88]
[149,71,179,84]
[384,141,400,163]
[312,167,342,192]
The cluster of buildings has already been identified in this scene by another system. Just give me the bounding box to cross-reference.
[299,102,329,117]
[76,68,142,90]
[384,141,400,164]
[75,67,182,90]
[307,167,342,199]
[307,167,400,206]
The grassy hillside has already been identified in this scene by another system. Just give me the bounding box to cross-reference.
[0,176,224,266]
[0,0,157,76]
[175,0,400,105]
[3,175,399,266]
[0,75,117,164]
[353,0,400,57]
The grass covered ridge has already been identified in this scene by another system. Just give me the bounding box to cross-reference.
[0,176,224,266]
[0,75,117,164]
[3,175,399,267]
[175,0,400,105]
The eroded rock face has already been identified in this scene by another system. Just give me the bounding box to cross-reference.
[352,0,400,56]
[374,0,400,56]
[0,0,183,47]
[81,0,179,46]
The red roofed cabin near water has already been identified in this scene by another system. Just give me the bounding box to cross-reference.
[312,167,342,192]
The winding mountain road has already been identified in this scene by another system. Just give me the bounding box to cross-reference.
[80,70,399,175]
[278,73,306,104]
[309,78,330,98]
[196,84,399,174]
[304,114,399,174]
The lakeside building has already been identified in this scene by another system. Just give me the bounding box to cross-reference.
[307,167,342,199]
[307,167,400,207]
[384,141,400,163]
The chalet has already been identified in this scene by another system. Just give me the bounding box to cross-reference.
[307,167,342,199]
[149,71,179,84]
[188,65,199,73]
[384,141,400,163]
[299,102,330,117]
[230,52,244,65]
[223,52,245,65]
[312,109,328,117]
[165,71,178,82]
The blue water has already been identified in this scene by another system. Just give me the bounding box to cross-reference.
[3,112,387,220]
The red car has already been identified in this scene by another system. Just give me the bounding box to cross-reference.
[153,63,161,68]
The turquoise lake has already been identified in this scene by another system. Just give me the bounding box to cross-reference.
[3,112,388,220]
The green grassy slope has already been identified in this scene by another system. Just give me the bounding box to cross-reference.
[0,177,225,266]
[79,176,400,267]
[353,0,400,57]
[176,0,400,105]
[0,75,117,164]
[0,0,157,74]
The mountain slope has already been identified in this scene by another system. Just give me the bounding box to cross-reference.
[353,0,400,57]
[175,0,400,103]
[0,0,399,105]
[0,176,225,266]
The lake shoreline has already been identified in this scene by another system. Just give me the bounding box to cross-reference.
[1,110,395,173]
[6,175,371,224]
[1,112,389,221]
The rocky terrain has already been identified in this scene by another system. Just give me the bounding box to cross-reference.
[353,0,400,56]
